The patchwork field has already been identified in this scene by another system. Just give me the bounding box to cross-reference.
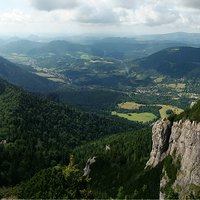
[115,101,184,122]
[166,83,186,91]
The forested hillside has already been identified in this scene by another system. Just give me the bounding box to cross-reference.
[8,128,163,199]
[0,56,58,92]
[73,129,162,199]
[0,79,142,188]
[135,47,200,78]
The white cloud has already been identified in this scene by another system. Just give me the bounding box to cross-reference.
[139,3,178,26]
[0,9,30,24]
[112,1,179,26]
[28,0,197,28]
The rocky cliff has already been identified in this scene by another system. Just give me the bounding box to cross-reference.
[146,119,200,199]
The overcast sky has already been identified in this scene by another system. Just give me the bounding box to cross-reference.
[1,0,200,36]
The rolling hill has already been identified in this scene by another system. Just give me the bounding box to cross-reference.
[90,37,185,60]
[135,47,200,78]
[0,40,44,54]
[0,56,58,92]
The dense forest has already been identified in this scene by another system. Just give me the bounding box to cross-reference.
[1,127,163,199]
[0,78,145,197]
[73,128,163,199]
[19,156,93,199]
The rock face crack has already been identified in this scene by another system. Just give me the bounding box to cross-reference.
[146,119,172,167]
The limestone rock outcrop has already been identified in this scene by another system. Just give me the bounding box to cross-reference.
[169,120,200,191]
[146,119,200,198]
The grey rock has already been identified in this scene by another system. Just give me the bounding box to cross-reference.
[83,156,96,177]
[169,120,200,195]
[146,119,200,197]
[160,169,169,200]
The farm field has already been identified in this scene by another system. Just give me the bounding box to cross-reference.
[166,83,186,92]
[115,101,184,121]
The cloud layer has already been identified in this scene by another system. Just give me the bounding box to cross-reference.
[1,0,200,35]
[30,0,200,27]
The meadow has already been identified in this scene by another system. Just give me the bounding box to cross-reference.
[112,111,157,123]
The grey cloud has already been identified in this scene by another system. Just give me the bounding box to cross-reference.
[114,0,152,9]
[74,5,119,24]
[182,0,200,9]
[31,0,78,11]
[144,14,178,26]
[146,8,179,26]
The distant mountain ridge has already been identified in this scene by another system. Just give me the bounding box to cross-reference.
[0,40,44,54]
[28,40,89,56]
[0,38,186,60]
[135,32,200,45]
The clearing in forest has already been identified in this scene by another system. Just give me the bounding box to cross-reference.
[112,111,157,123]
[118,101,144,110]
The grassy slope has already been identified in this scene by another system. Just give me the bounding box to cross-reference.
[112,111,157,123]
[118,101,143,110]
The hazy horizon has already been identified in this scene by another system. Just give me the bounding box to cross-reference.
[0,31,200,38]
